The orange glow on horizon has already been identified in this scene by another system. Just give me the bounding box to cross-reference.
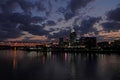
[5,31,48,41]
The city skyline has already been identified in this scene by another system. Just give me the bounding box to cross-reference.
[0,0,120,41]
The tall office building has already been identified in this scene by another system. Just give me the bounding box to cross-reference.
[70,28,76,46]
[80,37,96,48]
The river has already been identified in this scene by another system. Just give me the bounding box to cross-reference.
[0,50,120,80]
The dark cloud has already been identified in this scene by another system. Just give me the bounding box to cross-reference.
[17,0,34,14]
[79,17,101,35]
[51,29,71,38]
[0,21,22,40]
[0,0,95,20]
[62,0,94,20]
[0,12,49,40]
[0,0,34,14]
[46,20,56,26]
[0,0,68,40]
[101,6,120,32]
[35,0,53,16]
[64,11,74,20]
[47,0,52,16]
[57,7,74,20]
[19,24,49,36]
[36,1,46,12]
[0,12,24,40]
[101,21,120,32]
[31,16,46,23]
[68,0,94,13]
[9,13,31,25]
[107,7,120,21]
[0,13,8,22]
[0,0,15,13]
[0,0,53,16]
[49,17,101,38]
[0,12,46,25]
[0,0,117,41]
[57,7,66,14]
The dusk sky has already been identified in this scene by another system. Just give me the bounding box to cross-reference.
[0,0,120,41]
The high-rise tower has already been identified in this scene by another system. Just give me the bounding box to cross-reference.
[70,28,76,46]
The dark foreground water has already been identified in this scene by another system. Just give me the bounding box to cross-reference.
[0,50,120,80]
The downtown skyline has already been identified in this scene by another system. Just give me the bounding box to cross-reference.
[0,0,120,42]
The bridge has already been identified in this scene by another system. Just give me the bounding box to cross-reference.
[0,42,47,47]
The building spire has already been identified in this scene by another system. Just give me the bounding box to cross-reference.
[71,28,75,33]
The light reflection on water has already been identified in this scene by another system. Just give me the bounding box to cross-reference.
[0,50,120,80]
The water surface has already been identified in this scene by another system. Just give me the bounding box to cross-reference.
[0,50,120,80]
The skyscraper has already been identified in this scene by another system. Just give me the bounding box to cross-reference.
[80,37,96,48]
[70,28,76,46]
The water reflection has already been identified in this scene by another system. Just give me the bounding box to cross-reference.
[0,50,119,80]
[13,48,17,70]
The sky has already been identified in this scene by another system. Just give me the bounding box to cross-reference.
[0,0,120,42]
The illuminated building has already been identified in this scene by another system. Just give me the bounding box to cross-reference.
[70,28,76,46]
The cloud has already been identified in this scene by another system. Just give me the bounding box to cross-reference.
[8,13,46,24]
[31,16,46,23]
[46,20,56,26]
[17,0,34,14]
[0,12,49,40]
[98,30,120,41]
[0,0,119,41]
[56,0,94,20]
[6,31,48,41]
[51,29,71,38]
[107,7,120,21]
[0,0,34,14]
[79,17,101,35]
[44,15,78,32]
[68,0,94,13]
[9,13,31,25]
[0,0,52,16]
[0,21,22,40]
[64,10,74,20]
[57,7,66,14]
[36,0,46,12]
[47,16,101,38]
[100,6,120,33]
[101,21,120,32]
[95,6,120,41]
[19,24,49,36]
